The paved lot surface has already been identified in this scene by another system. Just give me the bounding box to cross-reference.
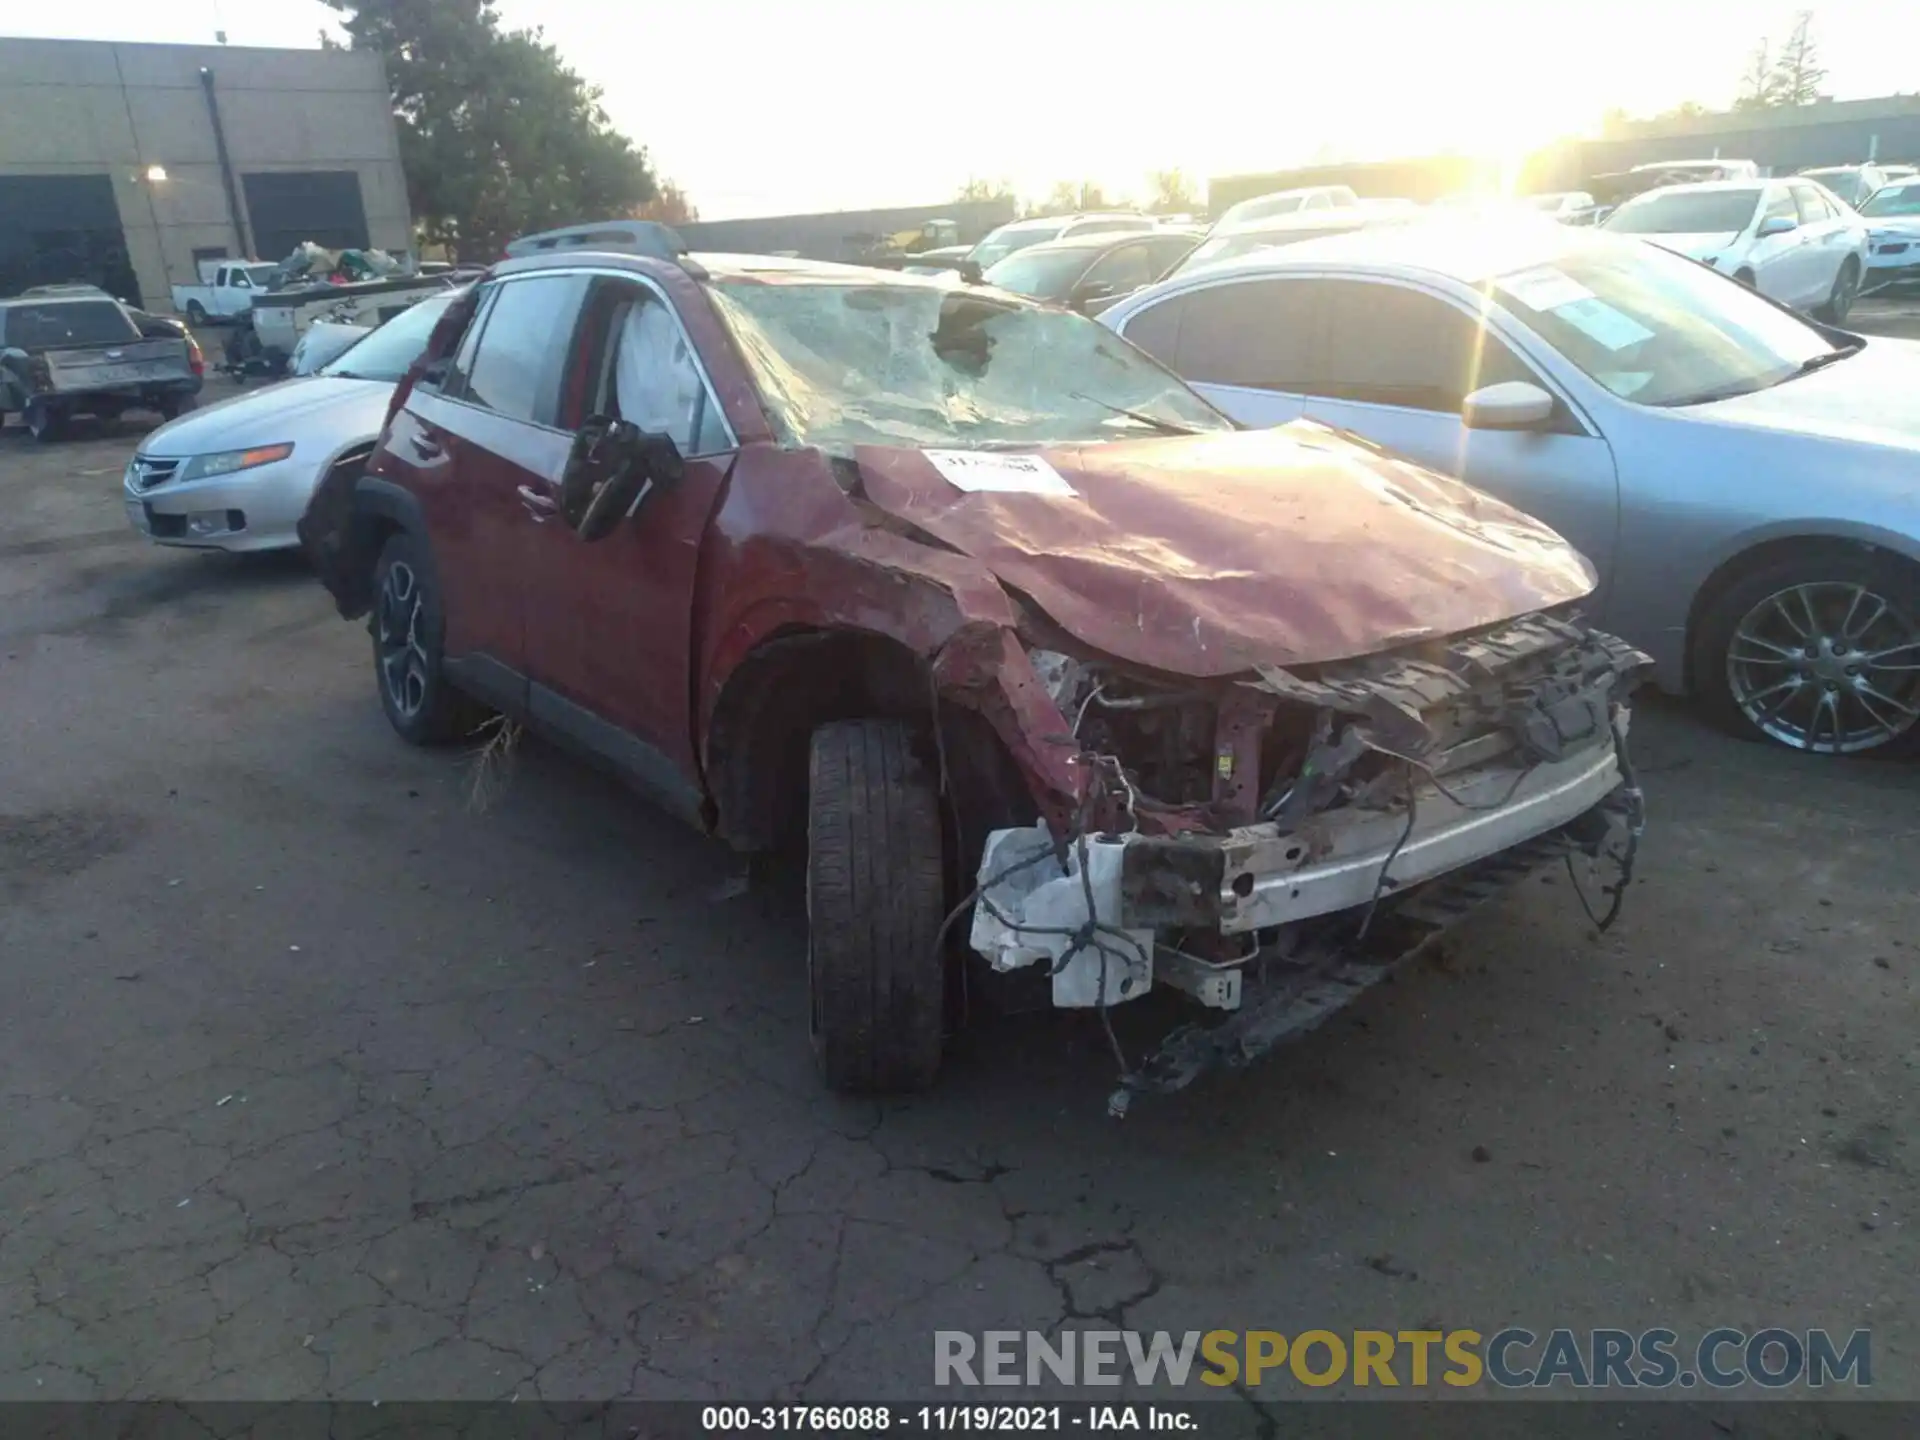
[1,367,1917,1412]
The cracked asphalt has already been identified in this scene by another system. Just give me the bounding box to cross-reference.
[1,371,1917,1407]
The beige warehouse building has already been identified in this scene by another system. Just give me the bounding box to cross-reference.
[0,37,412,311]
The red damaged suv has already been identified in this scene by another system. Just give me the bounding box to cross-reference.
[301,225,1648,1102]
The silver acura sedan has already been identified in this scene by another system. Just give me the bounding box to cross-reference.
[123,291,456,553]
[1099,219,1920,756]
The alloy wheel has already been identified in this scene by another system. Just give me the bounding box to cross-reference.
[375,561,430,719]
[1727,581,1920,753]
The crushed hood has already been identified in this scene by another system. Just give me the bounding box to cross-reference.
[852,421,1597,678]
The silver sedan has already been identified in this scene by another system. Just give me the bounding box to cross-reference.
[1100,220,1920,756]
[123,292,455,553]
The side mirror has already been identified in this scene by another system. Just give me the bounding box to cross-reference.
[1758,215,1798,238]
[1462,380,1555,431]
[561,415,685,542]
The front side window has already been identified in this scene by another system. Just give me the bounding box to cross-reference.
[1790,184,1835,225]
[1168,278,1318,392]
[1488,238,1835,406]
[458,274,590,425]
[1080,242,1157,294]
[1605,188,1763,236]
[1762,189,1799,228]
[709,280,1230,451]
[581,282,730,455]
[1316,280,1536,412]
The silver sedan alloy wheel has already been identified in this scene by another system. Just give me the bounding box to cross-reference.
[1727,580,1920,753]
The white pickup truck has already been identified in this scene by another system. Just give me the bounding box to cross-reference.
[171,261,278,326]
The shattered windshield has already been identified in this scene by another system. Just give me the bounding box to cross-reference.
[709,280,1232,451]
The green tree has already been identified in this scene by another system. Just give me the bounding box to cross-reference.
[1770,11,1828,105]
[634,179,698,226]
[1033,180,1110,216]
[1735,38,1782,110]
[1146,168,1198,214]
[1655,100,1710,122]
[323,0,655,259]
[956,176,1016,206]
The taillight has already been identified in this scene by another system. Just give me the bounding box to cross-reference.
[186,334,205,377]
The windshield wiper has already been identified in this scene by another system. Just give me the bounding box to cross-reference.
[1787,343,1862,379]
[1656,344,1862,408]
[1069,392,1204,436]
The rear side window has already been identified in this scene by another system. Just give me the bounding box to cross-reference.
[1316,279,1535,412]
[456,274,591,426]
[1119,293,1187,365]
[1173,278,1319,391]
[3,300,139,349]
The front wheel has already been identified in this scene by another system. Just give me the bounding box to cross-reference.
[1819,258,1861,324]
[369,530,485,746]
[805,719,948,1093]
[1694,549,1920,757]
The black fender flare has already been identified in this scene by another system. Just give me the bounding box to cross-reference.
[298,470,432,621]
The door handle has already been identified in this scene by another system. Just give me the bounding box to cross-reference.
[408,433,443,460]
[517,485,559,522]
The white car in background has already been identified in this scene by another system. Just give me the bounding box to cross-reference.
[1857,177,1920,286]
[123,292,455,552]
[1798,164,1890,210]
[1602,178,1869,321]
[1214,185,1359,228]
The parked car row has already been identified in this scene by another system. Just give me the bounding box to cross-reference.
[103,216,1916,1101]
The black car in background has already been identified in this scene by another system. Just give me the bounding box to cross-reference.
[982,227,1202,314]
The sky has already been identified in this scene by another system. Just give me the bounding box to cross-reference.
[11,2,1919,219]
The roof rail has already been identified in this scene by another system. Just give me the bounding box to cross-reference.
[501,220,691,262]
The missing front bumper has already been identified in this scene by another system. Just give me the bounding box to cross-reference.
[969,733,1623,1009]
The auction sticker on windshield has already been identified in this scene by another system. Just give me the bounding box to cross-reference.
[1498,266,1657,352]
[924,450,1077,497]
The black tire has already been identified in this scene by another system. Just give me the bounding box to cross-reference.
[186,301,209,327]
[25,400,65,443]
[1818,257,1861,324]
[369,530,485,746]
[805,719,948,1093]
[156,394,195,422]
[1692,546,1920,758]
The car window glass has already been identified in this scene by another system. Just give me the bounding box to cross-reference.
[1146,235,1198,275]
[460,274,590,426]
[1763,190,1799,227]
[585,284,730,455]
[1170,279,1317,392]
[1789,184,1832,225]
[438,285,498,397]
[1119,293,1186,365]
[1317,279,1535,412]
[1081,243,1156,294]
[232,270,252,289]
